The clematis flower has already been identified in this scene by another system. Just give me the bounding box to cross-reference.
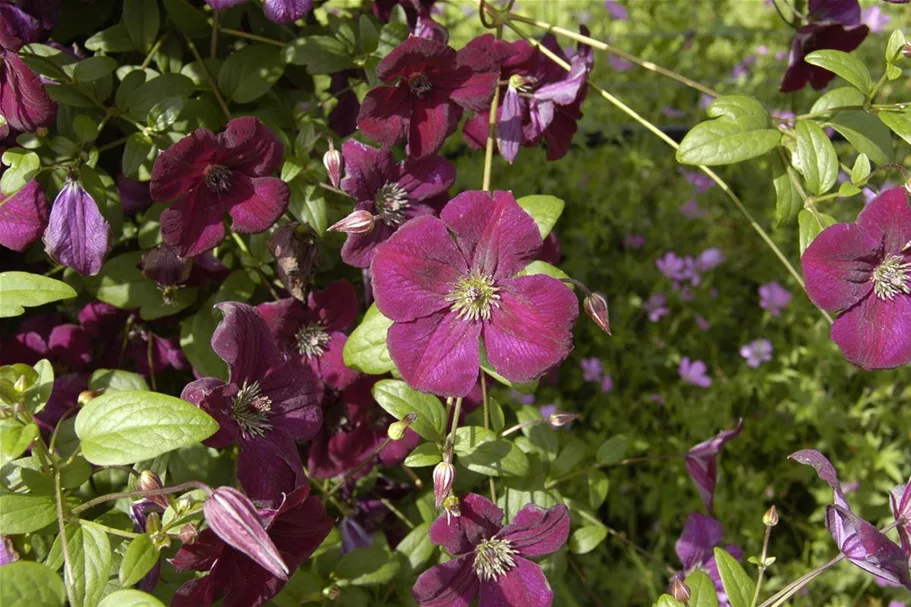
[740,338,773,368]
[356,36,497,158]
[801,188,911,369]
[789,449,911,589]
[679,357,712,388]
[181,303,322,505]
[171,485,333,607]
[371,190,578,397]
[336,139,455,268]
[203,0,312,24]
[150,117,289,257]
[42,179,111,276]
[674,513,744,606]
[0,178,49,251]
[685,420,744,512]
[890,481,910,556]
[758,281,793,316]
[0,3,56,134]
[412,493,569,607]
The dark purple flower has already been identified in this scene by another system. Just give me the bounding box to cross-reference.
[204,0,312,24]
[685,420,744,512]
[0,178,49,251]
[42,180,111,276]
[412,493,569,607]
[679,357,711,388]
[674,513,744,605]
[171,485,333,607]
[740,338,773,368]
[801,188,911,369]
[0,50,56,133]
[337,139,455,268]
[181,303,322,505]
[116,174,153,216]
[150,117,289,257]
[328,70,362,137]
[0,4,40,52]
[371,190,578,397]
[758,281,792,316]
[356,36,497,158]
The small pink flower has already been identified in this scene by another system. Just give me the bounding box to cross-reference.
[758,281,792,316]
[679,357,711,388]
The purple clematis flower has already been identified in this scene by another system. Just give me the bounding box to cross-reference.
[181,303,322,506]
[337,139,455,268]
[412,493,569,607]
[740,338,773,368]
[0,178,49,251]
[759,281,792,316]
[42,180,111,276]
[150,117,289,257]
[789,449,911,589]
[0,3,56,134]
[679,357,712,388]
[890,480,911,557]
[685,420,744,512]
[203,0,312,24]
[257,280,359,393]
[371,190,578,397]
[801,187,911,369]
[674,513,744,606]
[356,36,497,158]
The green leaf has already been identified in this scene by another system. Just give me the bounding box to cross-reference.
[839,182,862,197]
[73,56,117,82]
[395,522,434,570]
[0,272,77,318]
[596,435,629,466]
[404,443,442,467]
[826,111,892,166]
[517,260,570,282]
[335,546,401,586]
[283,36,356,74]
[453,427,529,476]
[124,0,159,52]
[0,494,56,534]
[0,561,66,607]
[161,0,210,38]
[850,153,871,185]
[677,96,780,166]
[89,369,149,392]
[148,96,185,131]
[685,570,720,607]
[554,440,591,477]
[878,110,911,147]
[713,547,755,607]
[0,420,39,467]
[122,133,155,180]
[75,390,219,465]
[119,535,159,588]
[653,596,685,607]
[288,181,328,234]
[73,114,99,144]
[1,149,41,195]
[62,522,112,607]
[771,151,801,224]
[372,379,445,441]
[98,590,166,607]
[809,87,865,115]
[218,44,286,104]
[795,120,838,195]
[516,194,565,238]
[343,304,396,375]
[516,406,558,461]
[359,15,381,54]
[26,359,54,414]
[805,50,872,94]
[85,23,136,52]
[180,305,229,381]
[798,209,838,255]
[588,469,610,510]
[569,525,607,554]
[120,74,195,122]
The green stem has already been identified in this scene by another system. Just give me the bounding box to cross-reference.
[481,24,504,192]
[230,230,251,255]
[327,437,393,497]
[750,524,774,607]
[54,471,76,607]
[210,10,220,59]
[140,37,165,70]
[867,73,889,104]
[184,36,232,122]
[80,519,141,539]
[97,135,131,153]
[480,373,496,502]
[72,481,208,516]
[377,496,415,530]
[220,28,285,47]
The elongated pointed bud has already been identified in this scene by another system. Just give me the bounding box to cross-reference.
[179,523,199,545]
[671,577,691,603]
[328,210,375,235]
[584,292,611,335]
[904,43,911,59]
[323,140,343,189]
[548,411,579,428]
[203,487,289,580]
[763,505,779,527]
[433,462,456,508]
[137,470,169,510]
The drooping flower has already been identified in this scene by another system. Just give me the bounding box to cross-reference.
[412,493,569,607]
[679,357,712,388]
[203,0,312,24]
[758,281,793,316]
[674,513,744,606]
[0,3,56,134]
[0,179,49,252]
[801,187,911,369]
[42,180,111,276]
[356,36,497,158]
[336,139,455,268]
[171,485,333,607]
[685,420,744,512]
[740,338,773,368]
[890,480,910,557]
[181,303,322,505]
[150,117,289,257]
[371,190,578,397]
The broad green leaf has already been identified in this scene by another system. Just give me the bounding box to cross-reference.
[839,182,862,197]
[517,260,570,282]
[288,181,328,234]
[0,561,66,607]
[75,390,218,465]
[161,0,210,37]
[122,133,155,180]
[119,535,159,588]
[73,56,117,82]
[452,425,497,457]
[568,525,607,554]
[805,50,872,94]
[553,441,591,477]
[653,596,686,607]
[685,570,720,607]
[26,359,54,414]
[395,522,434,570]
[677,95,781,166]
[283,36,356,74]
[335,546,401,586]
[0,420,39,467]
[850,153,871,185]
[359,14,381,54]
[517,406,558,461]
[124,0,159,52]
[62,523,112,607]
[488,397,505,432]
[516,194,565,238]
[0,494,56,534]
[120,74,195,121]
[372,379,445,441]
[98,590,166,607]
[878,110,911,147]
[795,120,838,195]
[771,151,801,224]
[453,427,529,476]
[1,149,40,195]
[73,114,98,144]
[705,95,770,129]
[343,304,396,375]
[798,209,838,255]
[404,443,442,467]
[271,571,323,607]
[148,96,185,131]
[826,112,892,166]
[89,369,149,393]
[180,305,229,381]
[596,435,629,466]
[218,44,286,104]
[809,87,865,115]
[713,547,755,607]
[885,30,907,79]
[588,469,610,510]
[85,24,136,53]
[0,272,77,319]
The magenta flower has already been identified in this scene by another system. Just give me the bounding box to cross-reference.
[679,357,711,388]
[758,281,793,316]
[181,303,322,505]
[412,493,569,607]
[644,293,669,322]
[371,190,578,397]
[0,3,56,134]
[171,485,333,607]
[337,139,455,268]
[203,0,312,24]
[600,375,614,393]
[356,36,497,158]
[43,180,111,276]
[801,188,911,369]
[0,179,49,252]
[685,420,744,512]
[740,338,773,368]
[674,513,744,606]
[150,117,289,257]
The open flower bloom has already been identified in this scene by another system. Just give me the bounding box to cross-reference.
[204,0,312,24]
[356,36,497,158]
[801,188,911,369]
[890,481,911,556]
[338,139,455,268]
[371,190,578,397]
[181,303,322,505]
[679,357,712,388]
[0,3,56,134]
[150,117,289,257]
[171,485,333,607]
[412,493,569,607]
[674,513,743,606]
[685,420,744,512]
[789,449,911,589]
[0,178,49,252]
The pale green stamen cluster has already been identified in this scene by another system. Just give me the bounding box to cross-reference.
[375,183,410,227]
[508,74,538,93]
[295,323,331,358]
[473,538,517,581]
[871,254,911,300]
[232,380,273,438]
[446,271,501,322]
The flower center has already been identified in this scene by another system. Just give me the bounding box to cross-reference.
[204,164,233,194]
[407,73,433,98]
[473,538,517,582]
[232,380,273,439]
[374,182,410,227]
[446,270,500,322]
[295,323,331,358]
[871,254,911,300]
[508,74,538,92]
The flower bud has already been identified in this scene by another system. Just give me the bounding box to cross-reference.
[323,140,343,189]
[328,210,375,235]
[179,523,199,545]
[78,389,104,406]
[548,411,579,428]
[584,292,611,335]
[203,486,289,580]
[137,470,169,510]
[146,512,162,535]
[671,577,691,603]
[387,413,417,441]
[763,505,779,527]
[433,462,456,508]
[904,43,911,59]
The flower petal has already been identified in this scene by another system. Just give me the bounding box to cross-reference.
[263,0,312,23]
[237,431,307,506]
[447,47,498,112]
[497,503,569,557]
[463,111,491,150]
[357,85,411,148]
[685,420,744,513]
[412,556,478,607]
[429,493,503,555]
[0,5,41,52]
[340,139,395,202]
[855,187,911,257]
[801,222,878,312]
[827,505,911,590]
[0,52,56,132]
[181,378,239,448]
[212,302,283,384]
[160,186,227,257]
[308,280,359,332]
[788,449,851,510]
[377,37,456,82]
[341,214,397,269]
[398,154,456,201]
[43,181,111,276]
[217,116,285,177]
[675,512,723,572]
[831,291,911,370]
[478,556,552,607]
[0,179,49,252]
[889,481,910,557]
[226,176,289,234]
[496,87,524,164]
[314,333,359,392]
[408,94,459,159]
[150,128,218,202]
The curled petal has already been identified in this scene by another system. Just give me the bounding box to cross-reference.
[496,87,524,164]
[408,94,459,159]
[340,139,395,202]
[398,154,456,201]
[217,117,285,177]
[429,493,503,555]
[412,556,478,607]
[212,302,283,383]
[855,187,911,257]
[827,505,911,590]
[0,53,56,132]
[181,378,238,448]
[263,0,312,24]
[675,512,723,572]
[377,37,456,82]
[308,280,359,332]
[889,481,911,556]
[788,449,851,510]
[685,419,744,513]
[236,432,307,507]
[43,181,111,276]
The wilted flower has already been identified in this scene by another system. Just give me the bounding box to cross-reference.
[679,357,712,388]
[0,179,49,252]
[268,223,319,302]
[204,0,312,24]
[674,513,744,605]
[740,338,773,368]
[0,3,56,134]
[758,281,792,316]
[371,190,578,397]
[685,420,744,512]
[43,180,111,276]
[412,493,569,607]
[671,578,691,603]
[644,293,669,323]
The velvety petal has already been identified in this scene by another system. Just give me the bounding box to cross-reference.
[43,181,111,276]
[372,215,468,322]
[855,187,911,257]
[524,97,554,142]
[788,449,851,510]
[341,210,396,269]
[685,420,744,512]
[217,117,285,177]
[116,174,153,216]
[0,179,49,251]
[237,431,307,506]
[314,333,359,391]
[263,0,312,23]
[181,378,239,448]
[357,85,411,148]
[801,222,878,312]
[170,529,224,572]
[377,36,456,82]
[497,504,569,557]
[808,0,861,26]
[160,187,227,258]
[541,107,581,161]
[205,0,249,8]
[536,58,587,106]
[78,301,125,340]
[447,47,498,111]
[831,291,911,370]
[409,94,458,159]
[256,297,306,349]
[479,556,552,607]
[48,324,92,371]
[430,493,504,555]
[463,110,491,150]
[309,280,359,332]
[828,505,911,590]
[226,176,289,234]
[388,311,481,398]
[212,302,283,383]
[441,190,542,280]
[340,139,395,202]
[485,275,577,383]
[398,154,456,200]
[262,360,322,442]
[0,52,56,132]
[412,556,479,607]
[149,128,218,202]
[497,87,524,164]
[268,490,334,567]
[675,512,723,572]
[0,5,41,52]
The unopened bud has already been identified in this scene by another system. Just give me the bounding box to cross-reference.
[584,292,611,335]
[78,389,104,406]
[763,505,779,527]
[13,375,28,393]
[904,43,911,59]
[671,577,691,603]
[323,140,343,189]
[548,411,579,428]
[387,412,417,441]
[146,512,162,535]
[328,210,375,235]
[433,462,456,508]
[179,523,199,545]
[137,471,169,510]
